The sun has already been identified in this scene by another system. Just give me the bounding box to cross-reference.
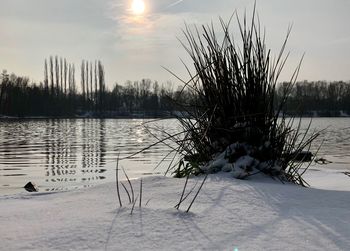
[131,0,145,15]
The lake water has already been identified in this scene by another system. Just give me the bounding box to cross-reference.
[0,118,349,195]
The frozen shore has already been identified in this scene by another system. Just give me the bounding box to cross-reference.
[1,167,349,250]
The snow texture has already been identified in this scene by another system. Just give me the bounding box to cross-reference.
[0,167,349,251]
[202,143,261,178]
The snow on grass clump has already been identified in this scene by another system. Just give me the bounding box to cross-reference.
[201,143,283,179]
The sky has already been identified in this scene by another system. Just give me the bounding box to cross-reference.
[0,0,350,89]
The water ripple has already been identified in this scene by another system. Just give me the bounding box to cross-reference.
[0,118,180,195]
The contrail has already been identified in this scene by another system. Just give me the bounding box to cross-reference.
[166,0,185,9]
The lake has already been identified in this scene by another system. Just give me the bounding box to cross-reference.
[0,117,349,195]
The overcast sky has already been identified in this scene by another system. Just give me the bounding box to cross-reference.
[1,0,349,88]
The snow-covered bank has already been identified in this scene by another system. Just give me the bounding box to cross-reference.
[1,168,349,250]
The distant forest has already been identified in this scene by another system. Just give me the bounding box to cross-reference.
[0,56,191,118]
[279,80,350,116]
[0,56,350,118]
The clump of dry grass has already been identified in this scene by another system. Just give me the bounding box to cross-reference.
[165,7,319,186]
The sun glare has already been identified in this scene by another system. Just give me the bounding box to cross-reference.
[131,0,145,15]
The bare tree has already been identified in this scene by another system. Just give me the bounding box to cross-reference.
[60,57,63,94]
[55,56,59,96]
[49,56,54,96]
[98,61,105,112]
[64,58,67,96]
[81,60,86,109]
[94,61,98,111]
[90,62,93,104]
[44,59,49,92]
[85,61,89,110]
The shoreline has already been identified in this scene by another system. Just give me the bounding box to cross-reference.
[1,116,350,121]
[1,112,349,120]
[0,114,176,120]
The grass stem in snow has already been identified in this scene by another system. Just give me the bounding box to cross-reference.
[121,182,131,204]
[139,178,143,208]
[122,167,134,203]
[115,156,122,207]
[130,195,139,215]
[186,174,208,213]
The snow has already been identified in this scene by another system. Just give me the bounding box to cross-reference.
[0,167,349,250]
[202,144,282,179]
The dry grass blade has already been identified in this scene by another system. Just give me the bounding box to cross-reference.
[145,198,151,206]
[122,167,135,203]
[175,174,189,210]
[139,178,143,208]
[120,130,186,161]
[186,174,208,213]
[115,155,122,207]
[174,180,199,210]
[121,182,131,204]
[130,195,139,215]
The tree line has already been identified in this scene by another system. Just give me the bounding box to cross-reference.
[1,58,350,118]
[277,80,350,116]
[0,56,190,117]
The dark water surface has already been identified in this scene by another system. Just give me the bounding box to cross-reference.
[0,118,349,195]
[299,118,350,162]
[0,119,180,195]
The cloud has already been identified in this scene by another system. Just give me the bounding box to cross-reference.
[0,0,116,31]
[166,0,185,9]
